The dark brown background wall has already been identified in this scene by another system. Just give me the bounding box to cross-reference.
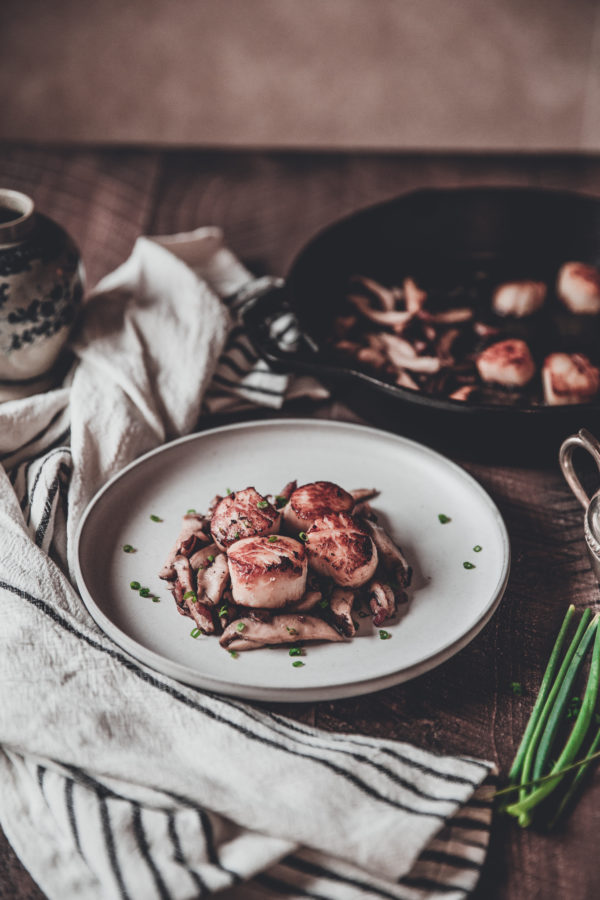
[0,0,598,151]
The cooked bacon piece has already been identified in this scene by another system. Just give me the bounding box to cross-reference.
[305,513,378,588]
[283,481,354,534]
[542,353,600,405]
[368,580,396,626]
[159,515,212,580]
[172,556,214,634]
[220,613,345,651]
[476,339,536,388]
[492,280,546,317]
[362,519,411,588]
[210,487,280,550]
[227,536,307,608]
[557,262,600,315]
[329,587,356,636]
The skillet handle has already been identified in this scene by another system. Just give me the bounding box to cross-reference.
[239,281,346,380]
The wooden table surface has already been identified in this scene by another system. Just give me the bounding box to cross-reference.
[1,145,600,899]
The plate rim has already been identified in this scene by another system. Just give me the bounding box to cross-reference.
[74,418,511,701]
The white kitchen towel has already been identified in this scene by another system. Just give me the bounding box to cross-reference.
[0,229,495,900]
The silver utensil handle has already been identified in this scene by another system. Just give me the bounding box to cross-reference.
[559,428,600,509]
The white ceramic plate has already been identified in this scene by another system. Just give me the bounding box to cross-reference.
[74,419,510,702]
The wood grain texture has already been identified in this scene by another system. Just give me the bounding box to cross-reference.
[1,146,600,900]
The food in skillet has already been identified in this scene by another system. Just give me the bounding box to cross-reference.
[332,261,600,407]
[158,481,411,652]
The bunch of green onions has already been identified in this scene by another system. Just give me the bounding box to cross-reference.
[499,604,600,828]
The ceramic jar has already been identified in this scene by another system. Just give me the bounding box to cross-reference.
[0,188,84,401]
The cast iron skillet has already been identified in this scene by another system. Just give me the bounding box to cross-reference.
[242,187,600,460]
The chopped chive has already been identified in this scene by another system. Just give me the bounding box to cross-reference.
[358,610,369,618]
[511,682,523,696]
[236,622,246,632]
[292,660,305,668]
[379,629,391,640]
[139,587,150,597]
[438,514,451,524]
[190,628,201,638]
[289,647,303,657]
[150,514,162,522]
[130,580,141,590]
[473,544,482,552]
[318,598,329,609]
[268,535,278,543]
[286,626,298,635]
[218,605,229,618]
[183,590,196,601]
[257,500,269,509]
[186,508,196,514]
[229,650,239,659]
[207,555,214,563]
[226,488,232,495]
[298,531,308,542]
[122,544,136,553]
[152,597,160,603]
[275,495,288,508]
[234,531,241,539]
[463,561,476,570]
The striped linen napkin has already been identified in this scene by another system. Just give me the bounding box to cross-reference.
[0,228,495,900]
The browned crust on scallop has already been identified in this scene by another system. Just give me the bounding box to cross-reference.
[288,481,354,521]
[210,487,280,549]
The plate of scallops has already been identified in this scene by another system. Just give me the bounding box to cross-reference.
[74,419,510,701]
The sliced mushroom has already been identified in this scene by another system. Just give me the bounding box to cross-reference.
[419,308,474,325]
[329,587,356,636]
[348,294,413,329]
[189,542,220,571]
[350,488,379,504]
[379,333,441,374]
[198,553,230,605]
[159,516,212,580]
[362,519,412,588]
[220,613,346,651]
[173,556,215,634]
[350,275,397,311]
[403,278,428,314]
[395,370,420,391]
[368,580,396,626]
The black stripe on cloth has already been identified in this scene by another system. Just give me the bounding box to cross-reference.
[216,355,249,379]
[418,848,483,872]
[211,373,284,398]
[8,464,19,486]
[197,809,220,869]
[398,874,470,893]
[0,582,448,823]
[254,872,332,900]
[167,812,209,897]
[98,792,131,900]
[65,778,84,858]
[19,458,36,510]
[24,446,72,520]
[224,337,257,364]
[226,705,467,809]
[34,476,60,546]
[283,855,411,900]
[445,816,491,832]
[132,804,173,900]
[268,711,489,788]
[37,765,46,796]
[0,407,65,462]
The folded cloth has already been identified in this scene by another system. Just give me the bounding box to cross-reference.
[0,229,495,900]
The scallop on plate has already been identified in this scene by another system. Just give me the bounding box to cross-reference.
[74,419,510,702]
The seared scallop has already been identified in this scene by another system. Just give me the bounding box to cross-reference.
[305,513,378,587]
[542,353,600,405]
[476,339,536,388]
[210,487,280,550]
[492,281,546,318]
[557,262,600,315]
[283,481,354,534]
[227,535,307,607]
